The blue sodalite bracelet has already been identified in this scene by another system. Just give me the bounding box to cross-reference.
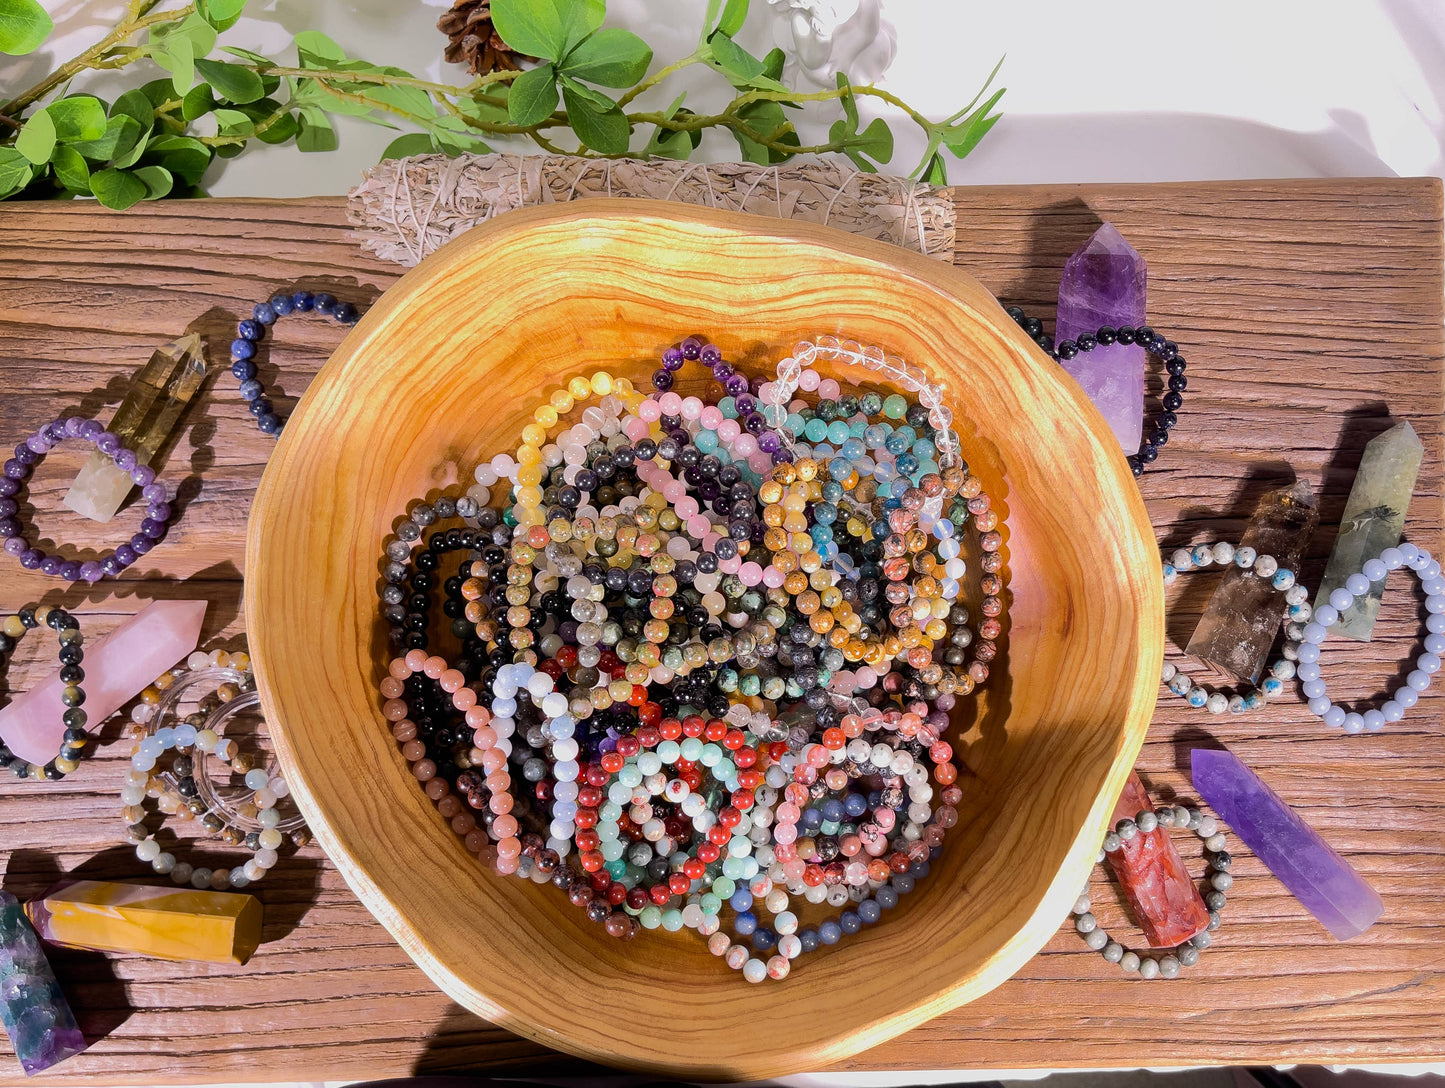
[229,291,361,436]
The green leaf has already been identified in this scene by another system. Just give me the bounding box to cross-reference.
[943,87,1004,160]
[145,135,211,184]
[381,132,437,161]
[137,79,177,108]
[91,168,148,210]
[761,46,784,81]
[213,107,254,137]
[133,164,173,199]
[507,63,558,127]
[944,110,1000,160]
[112,128,149,168]
[560,27,651,88]
[0,147,33,197]
[560,81,628,155]
[50,146,91,193]
[836,72,857,129]
[150,32,195,94]
[490,0,566,61]
[0,0,52,55]
[223,45,273,65]
[558,74,614,112]
[256,111,299,145]
[733,99,796,164]
[15,108,55,164]
[706,30,788,92]
[295,107,337,152]
[47,97,108,142]
[921,152,947,186]
[717,0,749,36]
[295,28,346,67]
[195,58,264,104]
[110,89,155,129]
[215,140,245,158]
[197,0,246,31]
[855,117,892,163]
[707,30,762,80]
[182,82,215,120]
[69,115,143,163]
[558,0,604,56]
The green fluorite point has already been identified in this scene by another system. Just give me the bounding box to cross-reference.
[1314,420,1424,641]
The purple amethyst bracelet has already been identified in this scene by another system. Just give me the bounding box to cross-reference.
[0,417,171,583]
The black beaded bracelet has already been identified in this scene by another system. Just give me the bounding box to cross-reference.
[229,291,362,437]
[0,606,88,781]
[1004,306,1187,477]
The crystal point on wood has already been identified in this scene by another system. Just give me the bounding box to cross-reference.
[0,892,86,1075]
[1185,478,1319,683]
[1104,772,1210,948]
[0,600,206,766]
[64,331,207,523]
[1192,748,1383,940]
[25,881,263,966]
[1055,221,1147,451]
[1314,420,1423,641]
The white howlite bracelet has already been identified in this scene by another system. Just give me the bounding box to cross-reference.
[1285,542,1445,733]
[1161,541,1311,713]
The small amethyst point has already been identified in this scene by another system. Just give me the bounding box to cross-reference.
[1056,222,1147,451]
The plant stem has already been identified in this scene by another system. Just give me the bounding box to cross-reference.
[0,2,196,118]
[616,49,703,108]
[249,64,518,98]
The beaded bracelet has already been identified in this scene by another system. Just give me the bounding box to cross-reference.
[2,417,171,582]
[1161,541,1309,713]
[122,661,303,888]
[1287,542,1444,732]
[230,290,360,437]
[0,606,86,780]
[1004,307,1186,477]
[1073,801,1227,978]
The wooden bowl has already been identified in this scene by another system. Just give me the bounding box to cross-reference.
[245,201,1161,1079]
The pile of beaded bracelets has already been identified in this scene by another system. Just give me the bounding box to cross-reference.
[230,291,361,436]
[122,655,305,888]
[1161,541,1310,714]
[1286,541,1444,733]
[0,606,86,781]
[3,417,171,582]
[1004,307,1187,477]
[1073,802,1228,978]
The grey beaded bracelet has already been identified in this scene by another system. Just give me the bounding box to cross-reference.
[1072,802,1229,979]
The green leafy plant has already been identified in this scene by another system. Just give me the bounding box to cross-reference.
[0,0,1004,206]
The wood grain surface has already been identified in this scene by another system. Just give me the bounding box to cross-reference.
[0,176,1441,1083]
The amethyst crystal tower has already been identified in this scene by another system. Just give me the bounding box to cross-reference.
[1055,222,1147,451]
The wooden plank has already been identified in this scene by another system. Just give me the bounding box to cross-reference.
[0,177,1440,1082]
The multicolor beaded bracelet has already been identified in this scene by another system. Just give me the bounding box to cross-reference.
[1073,802,1227,978]
[1161,541,1308,713]
[2,417,171,582]
[1287,542,1444,733]
[1004,307,1187,477]
[0,606,87,781]
[230,291,361,437]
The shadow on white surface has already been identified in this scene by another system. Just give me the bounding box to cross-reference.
[949,111,1397,187]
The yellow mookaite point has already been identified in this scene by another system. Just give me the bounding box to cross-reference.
[64,332,208,523]
[24,879,262,965]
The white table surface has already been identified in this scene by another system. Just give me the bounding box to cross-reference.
[7,2,1445,1084]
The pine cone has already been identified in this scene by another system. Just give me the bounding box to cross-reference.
[437,0,531,76]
